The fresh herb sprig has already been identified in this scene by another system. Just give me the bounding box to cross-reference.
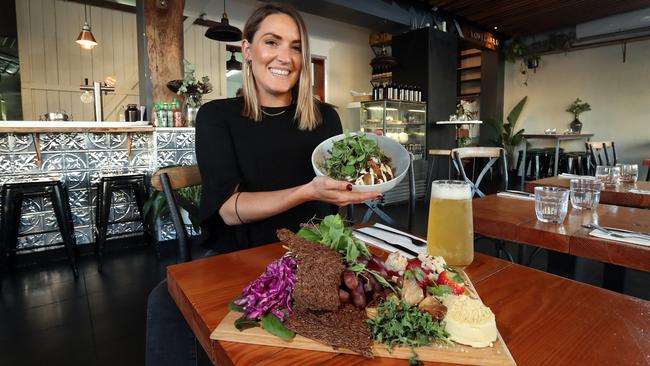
[324,131,388,181]
[297,214,370,263]
[368,300,451,363]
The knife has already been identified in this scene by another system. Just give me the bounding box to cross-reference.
[370,225,427,246]
[582,224,650,240]
[353,229,418,256]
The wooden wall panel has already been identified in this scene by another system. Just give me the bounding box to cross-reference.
[16,0,228,121]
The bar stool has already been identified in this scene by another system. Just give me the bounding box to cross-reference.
[0,177,79,277]
[516,148,563,179]
[94,173,150,272]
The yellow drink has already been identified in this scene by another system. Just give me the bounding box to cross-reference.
[426,180,474,267]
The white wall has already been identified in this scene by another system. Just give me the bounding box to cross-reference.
[195,0,375,129]
[504,39,650,176]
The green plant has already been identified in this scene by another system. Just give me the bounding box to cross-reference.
[566,98,591,119]
[485,96,528,167]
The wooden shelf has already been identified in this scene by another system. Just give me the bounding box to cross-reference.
[457,93,481,99]
[459,77,482,83]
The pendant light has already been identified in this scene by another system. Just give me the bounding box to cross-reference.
[205,0,242,42]
[76,3,97,50]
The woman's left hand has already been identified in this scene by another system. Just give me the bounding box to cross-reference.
[300,176,381,206]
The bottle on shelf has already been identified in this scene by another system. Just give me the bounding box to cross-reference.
[160,102,169,127]
[378,83,384,101]
[172,99,184,127]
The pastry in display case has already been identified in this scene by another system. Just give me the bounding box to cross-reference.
[360,100,427,160]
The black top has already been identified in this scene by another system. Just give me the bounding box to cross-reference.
[195,97,342,253]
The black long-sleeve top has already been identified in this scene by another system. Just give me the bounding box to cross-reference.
[195,97,342,253]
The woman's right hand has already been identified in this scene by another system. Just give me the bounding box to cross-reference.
[301,176,381,206]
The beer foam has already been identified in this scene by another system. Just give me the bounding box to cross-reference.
[430,181,472,200]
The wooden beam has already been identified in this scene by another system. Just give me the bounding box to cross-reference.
[145,0,185,105]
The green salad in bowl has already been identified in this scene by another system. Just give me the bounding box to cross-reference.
[312,132,410,193]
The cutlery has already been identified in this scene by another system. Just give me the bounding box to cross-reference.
[352,229,418,256]
[602,226,650,236]
[582,224,650,240]
[369,225,427,247]
[504,190,534,197]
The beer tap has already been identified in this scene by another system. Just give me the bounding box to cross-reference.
[80,78,115,122]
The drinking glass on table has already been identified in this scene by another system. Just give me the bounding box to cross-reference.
[535,186,569,223]
[426,180,473,267]
[570,179,602,210]
[595,165,621,186]
[617,164,638,183]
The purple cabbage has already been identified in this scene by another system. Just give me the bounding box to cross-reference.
[234,255,297,321]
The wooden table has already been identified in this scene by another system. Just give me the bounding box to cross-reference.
[167,242,650,366]
[473,194,650,272]
[525,176,650,208]
[519,133,593,190]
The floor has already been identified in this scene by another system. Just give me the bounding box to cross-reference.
[1,202,648,366]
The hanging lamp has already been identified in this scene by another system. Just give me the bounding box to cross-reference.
[205,0,242,42]
[76,3,97,50]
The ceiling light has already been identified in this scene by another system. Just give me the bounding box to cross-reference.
[494,26,498,30]
[205,0,242,42]
[76,3,97,50]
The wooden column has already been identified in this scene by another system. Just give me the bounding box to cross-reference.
[144,0,185,105]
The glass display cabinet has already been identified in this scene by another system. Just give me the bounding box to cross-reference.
[360,100,427,160]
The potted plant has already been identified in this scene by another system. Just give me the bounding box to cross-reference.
[485,96,528,185]
[167,60,213,127]
[566,98,591,133]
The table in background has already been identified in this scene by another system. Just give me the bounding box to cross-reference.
[525,176,650,208]
[473,194,650,272]
[167,241,650,366]
[519,133,593,190]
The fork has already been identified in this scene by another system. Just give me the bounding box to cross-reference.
[582,224,650,240]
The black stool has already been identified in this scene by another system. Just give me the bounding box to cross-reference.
[0,179,79,277]
[559,152,589,175]
[517,148,563,180]
[94,173,150,272]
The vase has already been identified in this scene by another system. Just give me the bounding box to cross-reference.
[184,93,202,127]
[570,118,583,133]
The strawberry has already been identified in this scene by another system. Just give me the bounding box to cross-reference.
[437,271,466,295]
[405,259,432,274]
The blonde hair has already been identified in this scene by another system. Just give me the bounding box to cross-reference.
[241,3,321,130]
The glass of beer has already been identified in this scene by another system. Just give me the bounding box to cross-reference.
[426,180,474,267]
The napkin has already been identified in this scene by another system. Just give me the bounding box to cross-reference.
[353,225,426,259]
[496,192,535,201]
[559,173,596,180]
[589,230,650,247]
[629,188,650,195]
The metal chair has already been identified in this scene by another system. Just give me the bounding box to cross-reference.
[425,149,452,202]
[452,147,508,197]
[150,165,201,263]
[586,141,617,173]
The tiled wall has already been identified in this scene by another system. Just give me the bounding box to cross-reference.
[0,127,196,251]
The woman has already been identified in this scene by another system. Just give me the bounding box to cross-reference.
[147,4,378,365]
[196,3,379,253]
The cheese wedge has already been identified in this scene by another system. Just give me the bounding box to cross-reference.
[441,294,497,348]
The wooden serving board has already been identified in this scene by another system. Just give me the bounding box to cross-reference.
[210,268,515,366]
[212,311,514,365]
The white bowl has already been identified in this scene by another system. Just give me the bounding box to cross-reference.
[311,132,410,193]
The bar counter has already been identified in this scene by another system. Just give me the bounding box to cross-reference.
[0,122,196,250]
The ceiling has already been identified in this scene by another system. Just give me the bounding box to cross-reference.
[419,0,650,36]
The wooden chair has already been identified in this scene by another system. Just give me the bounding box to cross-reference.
[586,141,617,172]
[150,165,201,263]
[452,147,508,197]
